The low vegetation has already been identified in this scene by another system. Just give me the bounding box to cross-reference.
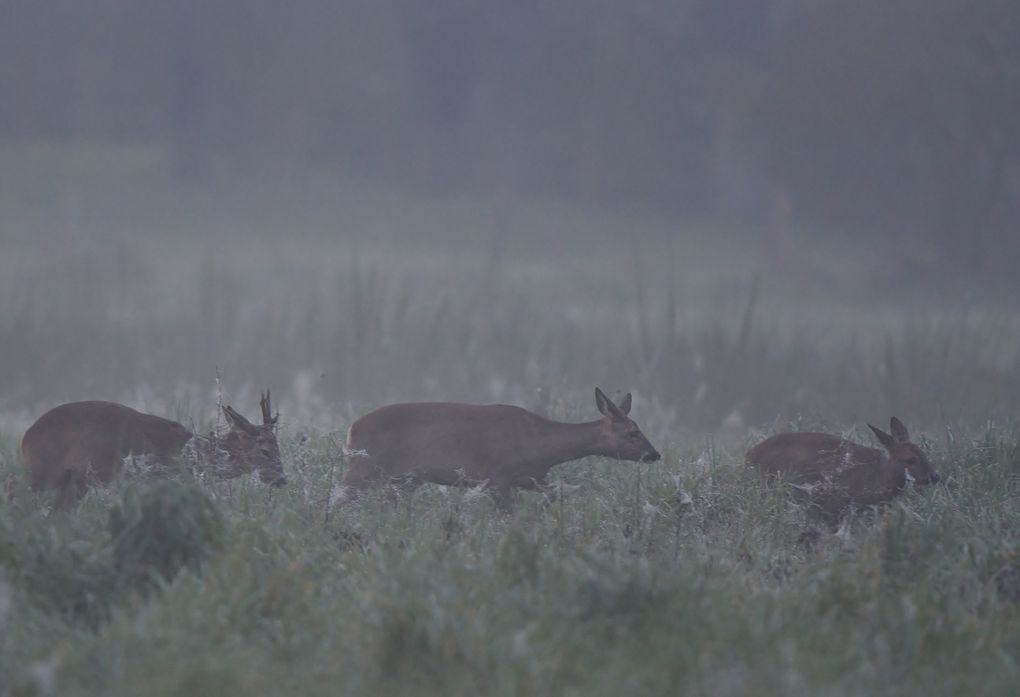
[1,417,1019,697]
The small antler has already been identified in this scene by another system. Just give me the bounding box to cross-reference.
[260,390,278,426]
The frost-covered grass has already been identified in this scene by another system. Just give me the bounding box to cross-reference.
[2,418,1019,697]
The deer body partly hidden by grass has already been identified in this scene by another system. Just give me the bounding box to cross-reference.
[745,417,940,522]
[21,392,286,511]
[340,387,661,512]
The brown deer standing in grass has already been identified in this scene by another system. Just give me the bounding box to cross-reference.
[340,387,661,512]
[745,417,940,522]
[21,392,286,511]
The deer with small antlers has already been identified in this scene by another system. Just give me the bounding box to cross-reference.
[20,391,286,511]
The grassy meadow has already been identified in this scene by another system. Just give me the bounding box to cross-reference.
[2,419,1020,696]
[2,163,1020,695]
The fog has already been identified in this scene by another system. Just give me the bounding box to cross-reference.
[2,0,1019,437]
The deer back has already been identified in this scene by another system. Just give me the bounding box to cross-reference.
[746,432,885,482]
[21,401,193,491]
[346,402,546,483]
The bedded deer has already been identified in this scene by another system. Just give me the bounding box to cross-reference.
[21,392,286,511]
[340,387,661,512]
[745,417,940,521]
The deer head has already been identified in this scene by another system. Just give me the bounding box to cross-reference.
[868,417,940,485]
[220,390,286,486]
[594,387,661,463]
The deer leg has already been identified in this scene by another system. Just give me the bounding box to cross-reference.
[337,456,390,504]
[51,467,89,514]
[4,474,26,504]
[385,475,422,502]
[488,480,515,514]
[538,478,561,505]
[520,475,559,504]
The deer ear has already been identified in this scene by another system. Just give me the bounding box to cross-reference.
[868,424,897,451]
[222,405,257,433]
[889,417,909,443]
[595,387,625,420]
[617,393,632,415]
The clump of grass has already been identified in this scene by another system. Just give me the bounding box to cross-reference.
[109,480,225,592]
[0,480,224,633]
[1,515,117,629]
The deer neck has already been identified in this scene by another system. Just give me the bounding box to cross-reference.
[877,451,907,493]
[184,433,248,480]
[533,419,605,467]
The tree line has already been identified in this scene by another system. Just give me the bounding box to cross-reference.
[1,0,1016,268]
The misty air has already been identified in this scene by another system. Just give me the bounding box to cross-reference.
[1,2,1019,696]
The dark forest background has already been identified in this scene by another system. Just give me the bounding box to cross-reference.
[2,0,1018,273]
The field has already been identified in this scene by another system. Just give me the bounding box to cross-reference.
[2,169,1020,696]
[3,420,1020,696]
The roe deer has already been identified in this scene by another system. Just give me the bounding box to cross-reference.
[21,391,286,511]
[340,387,661,512]
[745,417,940,521]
